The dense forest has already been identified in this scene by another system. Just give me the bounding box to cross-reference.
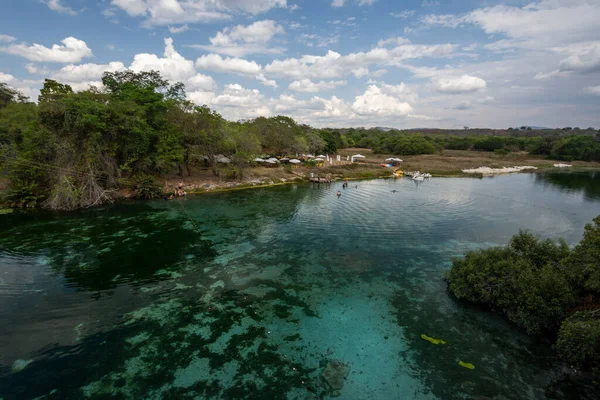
[447,217,600,382]
[1,70,599,211]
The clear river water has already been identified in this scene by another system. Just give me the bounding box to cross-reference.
[1,171,599,400]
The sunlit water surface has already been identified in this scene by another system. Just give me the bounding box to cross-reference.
[1,171,599,399]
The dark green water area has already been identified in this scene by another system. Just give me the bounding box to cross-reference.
[1,172,599,399]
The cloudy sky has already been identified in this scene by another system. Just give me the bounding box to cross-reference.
[1,0,599,129]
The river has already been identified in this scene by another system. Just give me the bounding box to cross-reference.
[1,171,599,399]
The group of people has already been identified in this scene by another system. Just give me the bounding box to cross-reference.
[338,180,357,197]
[165,182,187,200]
[176,182,187,197]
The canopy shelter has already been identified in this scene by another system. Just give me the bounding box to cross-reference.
[289,159,301,164]
[254,158,265,163]
[385,157,403,166]
[216,155,231,164]
[351,154,366,163]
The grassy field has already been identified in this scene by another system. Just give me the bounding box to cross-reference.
[336,148,600,176]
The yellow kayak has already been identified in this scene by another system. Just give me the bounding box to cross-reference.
[421,334,447,345]
[459,361,475,370]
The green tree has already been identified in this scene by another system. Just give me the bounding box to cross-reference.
[555,311,600,378]
[446,231,573,334]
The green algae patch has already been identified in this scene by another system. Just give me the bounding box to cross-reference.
[459,360,475,370]
[0,208,14,215]
[126,331,152,347]
[421,334,447,345]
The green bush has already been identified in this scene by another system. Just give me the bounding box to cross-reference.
[4,179,45,208]
[130,175,162,199]
[551,136,600,161]
[375,136,438,155]
[494,148,510,156]
[218,165,242,180]
[555,311,600,372]
[448,215,600,379]
[446,231,573,334]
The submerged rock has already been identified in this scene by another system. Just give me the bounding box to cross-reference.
[12,359,33,372]
[321,360,351,392]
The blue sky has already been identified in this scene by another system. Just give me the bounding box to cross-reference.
[1,0,599,128]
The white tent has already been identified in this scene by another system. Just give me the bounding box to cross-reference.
[386,158,403,162]
[317,155,326,158]
[254,158,265,162]
[314,158,325,162]
[289,159,301,164]
[351,154,366,163]
[267,158,280,163]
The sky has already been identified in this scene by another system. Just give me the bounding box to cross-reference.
[0,0,599,129]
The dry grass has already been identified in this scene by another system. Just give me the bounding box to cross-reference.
[337,148,600,176]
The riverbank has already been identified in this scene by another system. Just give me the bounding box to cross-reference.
[161,149,600,195]
[2,149,599,209]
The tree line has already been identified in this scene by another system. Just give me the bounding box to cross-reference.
[446,217,600,382]
[0,71,335,210]
[340,129,600,160]
[1,70,599,210]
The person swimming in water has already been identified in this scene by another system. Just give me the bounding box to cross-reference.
[337,190,342,198]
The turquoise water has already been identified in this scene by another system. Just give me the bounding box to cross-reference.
[1,172,599,399]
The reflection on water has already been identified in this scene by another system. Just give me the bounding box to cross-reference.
[534,171,600,201]
[1,175,599,399]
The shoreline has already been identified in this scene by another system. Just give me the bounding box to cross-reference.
[1,150,599,211]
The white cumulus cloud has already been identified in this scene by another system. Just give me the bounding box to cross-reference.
[265,40,456,80]
[0,34,16,43]
[434,75,487,93]
[52,62,127,90]
[0,37,93,63]
[256,73,278,88]
[195,53,262,76]
[288,79,347,93]
[352,85,413,116]
[43,0,77,16]
[188,20,285,57]
[169,25,189,34]
[130,37,196,83]
[111,0,287,26]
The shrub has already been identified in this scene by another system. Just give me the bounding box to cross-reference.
[4,179,44,208]
[555,311,600,373]
[446,231,574,334]
[130,175,162,199]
